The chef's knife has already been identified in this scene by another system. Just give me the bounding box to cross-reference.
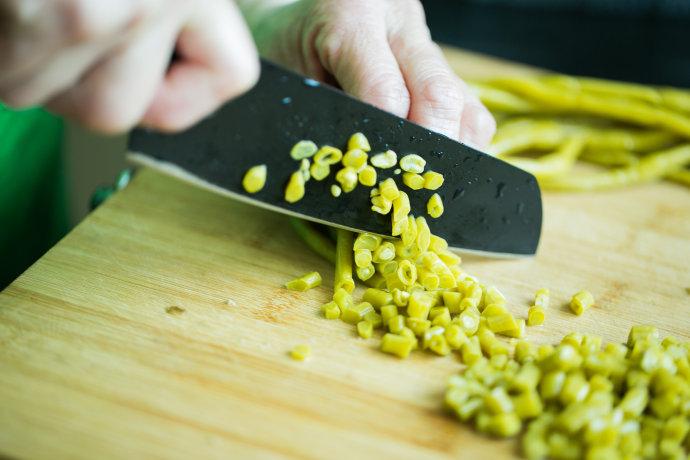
[128,59,542,256]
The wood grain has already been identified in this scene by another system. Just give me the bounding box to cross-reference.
[1,49,689,460]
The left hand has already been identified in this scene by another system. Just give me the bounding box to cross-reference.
[240,0,496,148]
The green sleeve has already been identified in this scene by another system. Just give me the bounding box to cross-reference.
[0,104,68,288]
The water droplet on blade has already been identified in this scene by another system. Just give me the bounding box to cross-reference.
[495,182,506,199]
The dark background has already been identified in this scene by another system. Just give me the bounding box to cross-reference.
[421,0,690,88]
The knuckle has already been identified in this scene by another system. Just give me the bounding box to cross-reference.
[61,0,138,43]
[417,73,463,120]
[362,74,410,114]
[311,2,382,70]
[314,23,347,69]
[61,0,101,42]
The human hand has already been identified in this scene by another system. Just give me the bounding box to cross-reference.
[241,0,496,148]
[0,0,259,133]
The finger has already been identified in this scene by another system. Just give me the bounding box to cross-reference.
[0,0,141,86]
[142,0,259,131]
[458,87,496,150]
[0,1,65,86]
[312,7,410,118]
[46,13,179,133]
[55,0,143,41]
[392,39,463,140]
[2,38,117,108]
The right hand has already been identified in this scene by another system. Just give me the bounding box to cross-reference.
[245,0,496,149]
[0,0,259,133]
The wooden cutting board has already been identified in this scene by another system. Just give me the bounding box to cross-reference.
[1,49,689,460]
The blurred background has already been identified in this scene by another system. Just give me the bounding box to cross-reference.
[2,0,689,288]
[422,0,690,87]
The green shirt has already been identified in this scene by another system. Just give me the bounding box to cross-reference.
[1,105,68,288]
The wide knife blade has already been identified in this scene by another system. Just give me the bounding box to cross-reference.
[128,59,542,256]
